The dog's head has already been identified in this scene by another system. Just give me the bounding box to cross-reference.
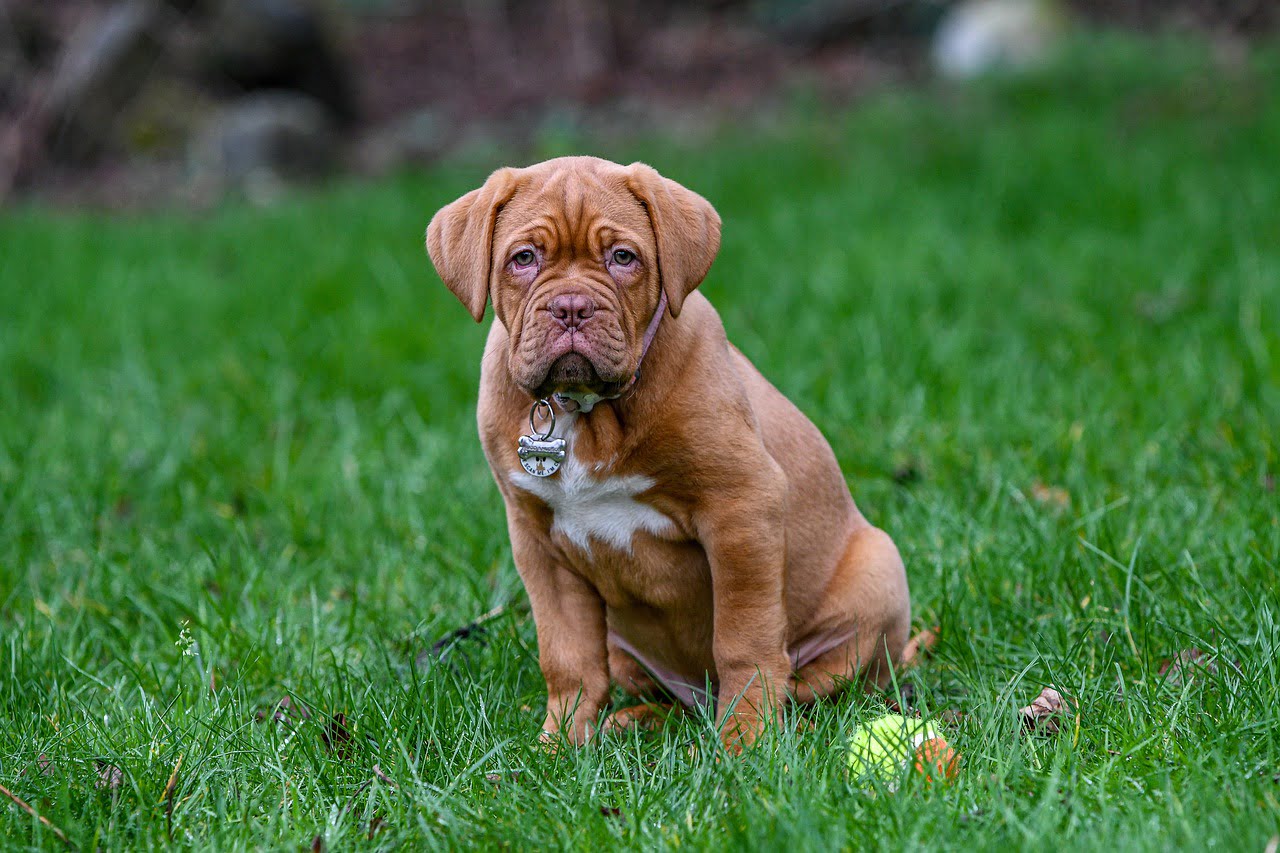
[426,156,721,399]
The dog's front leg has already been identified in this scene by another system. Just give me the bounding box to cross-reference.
[506,513,609,746]
[696,474,792,753]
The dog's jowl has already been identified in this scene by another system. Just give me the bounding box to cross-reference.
[426,156,911,751]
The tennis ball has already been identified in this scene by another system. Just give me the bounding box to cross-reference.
[847,714,959,789]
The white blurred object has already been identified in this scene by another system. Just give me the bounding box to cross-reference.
[933,0,1069,78]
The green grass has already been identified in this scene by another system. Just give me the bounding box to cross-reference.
[2,34,1279,851]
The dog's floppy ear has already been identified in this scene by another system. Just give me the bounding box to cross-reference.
[426,167,522,322]
[626,163,721,318]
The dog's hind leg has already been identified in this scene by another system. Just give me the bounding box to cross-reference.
[789,525,911,703]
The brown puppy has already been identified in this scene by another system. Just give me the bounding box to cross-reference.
[427,156,910,751]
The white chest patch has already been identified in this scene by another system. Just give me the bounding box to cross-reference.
[509,421,673,553]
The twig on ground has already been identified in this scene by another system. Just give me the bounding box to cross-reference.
[0,782,76,849]
[419,602,514,667]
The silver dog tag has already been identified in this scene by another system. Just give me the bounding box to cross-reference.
[518,399,565,477]
[518,435,566,477]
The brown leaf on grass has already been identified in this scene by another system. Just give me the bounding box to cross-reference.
[322,713,354,759]
[1158,648,1218,687]
[1018,686,1073,734]
[599,805,623,818]
[901,626,939,668]
[368,815,388,839]
[311,834,325,853]
[163,754,184,841]
[372,764,395,787]
[162,755,183,802]
[256,696,311,725]
[96,762,124,790]
[1031,482,1070,510]
[484,770,523,786]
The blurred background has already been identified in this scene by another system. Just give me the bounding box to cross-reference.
[1,0,1275,209]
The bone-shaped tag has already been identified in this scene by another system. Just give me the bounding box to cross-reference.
[518,434,566,477]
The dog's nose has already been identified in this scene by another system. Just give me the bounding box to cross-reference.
[548,293,596,329]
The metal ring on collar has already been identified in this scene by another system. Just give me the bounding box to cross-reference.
[529,398,555,440]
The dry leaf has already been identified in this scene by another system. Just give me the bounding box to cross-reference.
[311,834,325,853]
[368,815,388,839]
[902,626,939,667]
[599,805,623,818]
[484,770,522,786]
[1018,686,1073,734]
[96,762,124,790]
[1158,648,1217,687]
[1030,482,1070,509]
[163,754,184,841]
[162,754,183,806]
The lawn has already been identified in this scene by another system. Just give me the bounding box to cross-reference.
[2,33,1278,851]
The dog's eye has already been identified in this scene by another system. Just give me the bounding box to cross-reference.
[512,250,536,268]
[612,249,635,266]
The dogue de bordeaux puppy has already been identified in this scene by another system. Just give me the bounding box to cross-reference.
[426,156,911,751]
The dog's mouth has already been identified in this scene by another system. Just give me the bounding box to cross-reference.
[532,352,626,399]
[536,352,600,396]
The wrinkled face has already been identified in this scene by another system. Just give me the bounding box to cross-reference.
[490,171,660,398]
[427,156,721,401]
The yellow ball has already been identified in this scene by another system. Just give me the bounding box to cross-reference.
[847,714,959,788]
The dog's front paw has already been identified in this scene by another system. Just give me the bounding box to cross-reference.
[718,710,765,754]
[538,714,599,750]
